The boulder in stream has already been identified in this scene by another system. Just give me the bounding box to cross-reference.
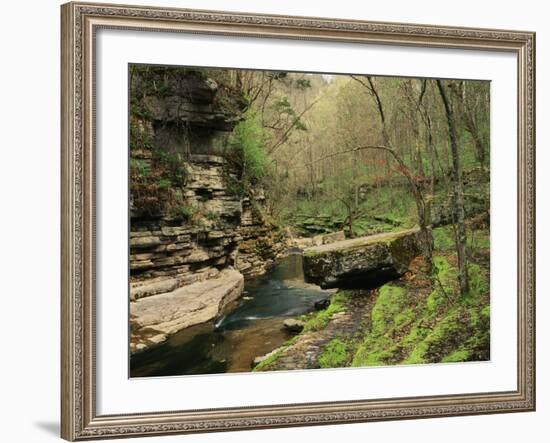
[283,318,305,333]
[302,228,425,289]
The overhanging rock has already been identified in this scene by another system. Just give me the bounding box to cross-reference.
[302,228,425,289]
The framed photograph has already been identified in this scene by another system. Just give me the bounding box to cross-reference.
[61,1,535,440]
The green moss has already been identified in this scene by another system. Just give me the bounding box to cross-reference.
[402,308,468,364]
[371,285,407,334]
[402,261,490,364]
[253,336,299,371]
[302,291,350,332]
[352,335,397,367]
[426,256,457,313]
[352,253,490,368]
[401,323,430,349]
[467,262,490,300]
[442,349,471,363]
[318,338,349,368]
[351,284,411,367]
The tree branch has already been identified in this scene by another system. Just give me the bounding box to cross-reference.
[267,98,319,155]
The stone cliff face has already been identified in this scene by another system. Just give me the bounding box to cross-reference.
[130,154,242,297]
[235,191,286,277]
[129,68,282,351]
[130,68,246,294]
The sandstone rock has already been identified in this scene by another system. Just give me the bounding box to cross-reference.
[131,277,179,301]
[165,243,188,252]
[181,249,210,264]
[130,269,244,352]
[130,236,162,248]
[303,228,425,289]
[283,319,305,333]
[208,230,228,240]
[322,230,346,245]
[290,231,346,250]
[312,235,324,246]
[161,226,189,236]
[130,260,153,271]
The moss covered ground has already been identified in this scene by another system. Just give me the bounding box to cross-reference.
[351,238,490,367]
[254,224,490,371]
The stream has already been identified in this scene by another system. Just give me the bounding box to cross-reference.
[130,253,330,377]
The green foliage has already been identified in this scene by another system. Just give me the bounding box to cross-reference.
[205,211,220,222]
[295,78,312,90]
[129,149,189,217]
[402,259,489,365]
[130,122,154,151]
[225,108,270,195]
[467,262,490,299]
[434,225,490,259]
[158,178,171,190]
[130,158,151,178]
[130,98,153,121]
[154,82,174,97]
[172,205,194,221]
[284,183,415,237]
[318,338,349,368]
[271,96,307,130]
[153,150,188,188]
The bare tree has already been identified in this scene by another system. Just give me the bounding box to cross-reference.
[436,79,470,294]
[352,75,433,269]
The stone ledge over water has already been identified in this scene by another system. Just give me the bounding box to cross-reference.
[302,228,424,289]
[130,269,244,353]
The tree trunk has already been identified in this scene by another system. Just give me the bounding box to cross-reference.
[436,79,470,294]
[366,76,433,270]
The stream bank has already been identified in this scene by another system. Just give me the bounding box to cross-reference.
[130,253,330,376]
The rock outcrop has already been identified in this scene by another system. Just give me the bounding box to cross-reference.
[129,68,283,351]
[288,230,346,250]
[129,154,242,297]
[302,228,424,289]
[235,191,286,277]
[130,269,244,353]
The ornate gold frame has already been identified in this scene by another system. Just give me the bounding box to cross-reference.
[61,2,536,440]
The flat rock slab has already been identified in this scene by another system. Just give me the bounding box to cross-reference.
[130,269,244,353]
[303,228,424,289]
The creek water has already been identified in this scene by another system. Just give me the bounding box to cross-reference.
[130,253,330,377]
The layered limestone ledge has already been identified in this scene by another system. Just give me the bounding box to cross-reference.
[130,269,244,353]
[302,227,424,289]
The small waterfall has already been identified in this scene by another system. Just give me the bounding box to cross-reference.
[213,314,226,330]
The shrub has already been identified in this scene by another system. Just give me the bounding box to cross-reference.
[173,205,194,221]
[225,108,270,194]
